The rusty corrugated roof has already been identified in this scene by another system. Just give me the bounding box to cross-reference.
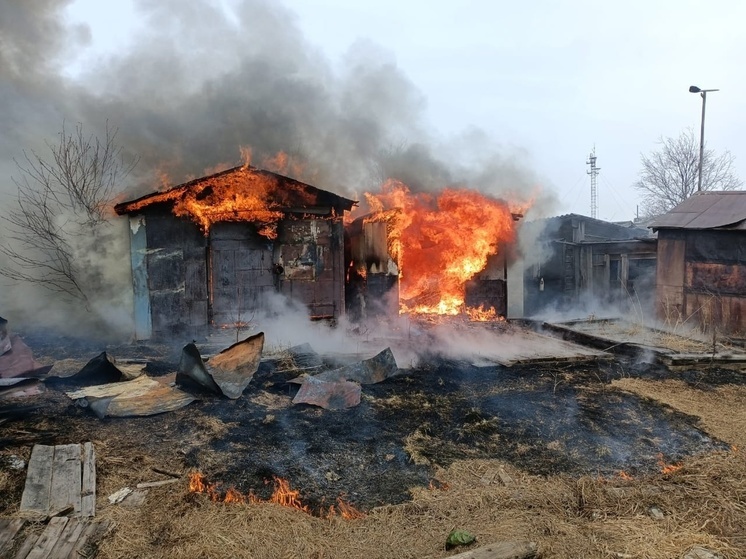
[650,191,746,230]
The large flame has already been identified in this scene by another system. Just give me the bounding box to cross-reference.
[188,472,364,520]
[364,179,520,317]
[171,170,286,237]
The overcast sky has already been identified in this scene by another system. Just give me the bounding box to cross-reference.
[17,0,746,221]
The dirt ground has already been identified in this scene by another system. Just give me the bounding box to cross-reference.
[1,333,745,559]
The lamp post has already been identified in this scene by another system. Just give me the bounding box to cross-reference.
[688,85,719,192]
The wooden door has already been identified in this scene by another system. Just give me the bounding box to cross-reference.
[209,223,274,327]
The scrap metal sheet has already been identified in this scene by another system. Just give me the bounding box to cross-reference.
[177,332,264,399]
[0,335,49,378]
[207,332,264,398]
[0,377,45,399]
[292,347,398,385]
[66,375,196,418]
[292,376,361,410]
[287,343,324,370]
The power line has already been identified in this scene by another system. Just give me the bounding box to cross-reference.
[565,173,588,211]
[600,175,637,219]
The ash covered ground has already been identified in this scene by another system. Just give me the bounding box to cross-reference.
[2,327,736,515]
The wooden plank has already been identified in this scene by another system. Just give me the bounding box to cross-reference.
[20,445,55,514]
[0,518,25,554]
[16,505,74,523]
[46,519,87,559]
[80,442,96,518]
[49,445,82,517]
[444,540,538,559]
[12,534,38,559]
[71,520,111,558]
[24,516,69,559]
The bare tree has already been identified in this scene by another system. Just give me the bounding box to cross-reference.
[634,128,742,217]
[0,122,137,307]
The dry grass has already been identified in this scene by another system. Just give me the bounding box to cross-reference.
[612,379,746,449]
[574,319,716,354]
[5,376,744,558]
[191,415,236,440]
[92,377,746,559]
[0,446,32,514]
[94,451,745,559]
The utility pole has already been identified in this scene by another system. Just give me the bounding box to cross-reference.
[586,147,600,219]
[689,85,719,192]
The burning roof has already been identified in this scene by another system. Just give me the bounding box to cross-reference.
[114,165,357,235]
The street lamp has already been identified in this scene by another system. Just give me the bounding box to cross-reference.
[689,85,719,192]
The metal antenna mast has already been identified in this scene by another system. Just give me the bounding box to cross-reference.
[586,147,600,219]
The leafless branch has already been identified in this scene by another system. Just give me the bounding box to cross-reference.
[0,121,138,307]
[634,128,743,218]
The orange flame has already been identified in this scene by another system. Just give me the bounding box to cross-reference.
[170,169,286,236]
[465,305,505,322]
[188,473,365,519]
[223,487,246,504]
[189,472,220,501]
[657,453,682,475]
[267,476,310,512]
[333,497,366,519]
[428,479,451,491]
[364,180,519,317]
[617,471,633,481]
[189,472,208,492]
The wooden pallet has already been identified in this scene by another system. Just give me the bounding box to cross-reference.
[0,516,111,559]
[19,443,96,519]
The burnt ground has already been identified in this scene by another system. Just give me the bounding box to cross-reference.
[2,331,740,517]
[199,356,728,511]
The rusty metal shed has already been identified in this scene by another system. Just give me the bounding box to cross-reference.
[115,166,356,340]
[651,191,746,335]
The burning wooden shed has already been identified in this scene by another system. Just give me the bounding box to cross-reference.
[651,191,746,335]
[524,214,656,316]
[345,180,522,320]
[115,165,356,339]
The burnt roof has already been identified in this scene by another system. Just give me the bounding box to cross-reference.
[114,165,357,215]
[650,191,746,231]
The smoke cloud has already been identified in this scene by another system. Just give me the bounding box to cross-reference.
[0,0,556,339]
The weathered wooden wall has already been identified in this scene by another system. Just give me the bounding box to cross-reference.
[657,229,746,335]
[130,210,346,339]
[655,230,686,323]
[275,219,345,319]
[142,209,208,339]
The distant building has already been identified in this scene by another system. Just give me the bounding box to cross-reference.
[651,191,746,335]
[524,214,656,316]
